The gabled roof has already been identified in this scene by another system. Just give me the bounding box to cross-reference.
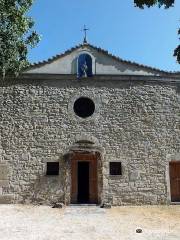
[26,42,179,76]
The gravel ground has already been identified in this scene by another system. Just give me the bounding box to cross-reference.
[0,204,180,240]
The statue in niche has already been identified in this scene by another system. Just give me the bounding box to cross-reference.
[81,61,88,77]
[77,54,92,78]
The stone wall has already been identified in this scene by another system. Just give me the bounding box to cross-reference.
[0,77,179,205]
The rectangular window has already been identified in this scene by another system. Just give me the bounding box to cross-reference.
[46,162,59,175]
[109,162,122,175]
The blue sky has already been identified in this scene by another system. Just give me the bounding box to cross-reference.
[28,0,180,71]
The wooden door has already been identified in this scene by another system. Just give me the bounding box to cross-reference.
[71,159,78,203]
[89,158,98,203]
[170,162,180,202]
[71,153,98,204]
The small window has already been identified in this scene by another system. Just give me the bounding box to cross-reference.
[73,97,95,118]
[46,162,59,175]
[110,162,122,175]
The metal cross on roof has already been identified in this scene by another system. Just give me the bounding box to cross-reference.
[82,25,89,44]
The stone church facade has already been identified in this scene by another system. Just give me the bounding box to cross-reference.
[0,43,179,206]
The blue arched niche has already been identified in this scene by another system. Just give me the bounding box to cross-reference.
[77,53,93,78]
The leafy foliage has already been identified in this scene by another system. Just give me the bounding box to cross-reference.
[174,29,180,64]
[134,0,174,8]
[134,0,180,64]
[0,0,40,78]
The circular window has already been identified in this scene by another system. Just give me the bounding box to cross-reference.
[73,97,95,118]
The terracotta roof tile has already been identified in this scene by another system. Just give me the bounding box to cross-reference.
[26,43,179,75]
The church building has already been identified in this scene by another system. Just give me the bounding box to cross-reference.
[0,41,179,206]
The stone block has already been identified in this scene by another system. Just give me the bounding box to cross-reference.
[129,171,140,181]
[0,194,14,204]
[0,164,9,180]
[0,180,9,187]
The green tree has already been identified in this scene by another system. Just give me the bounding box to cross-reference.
[134,0,180,64]
[0,0,40,78]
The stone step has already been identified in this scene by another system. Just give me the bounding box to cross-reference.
[64,205,106,215]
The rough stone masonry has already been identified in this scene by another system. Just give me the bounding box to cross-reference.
[0,43,179,206]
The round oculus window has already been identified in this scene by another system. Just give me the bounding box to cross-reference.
[73,97,95,118]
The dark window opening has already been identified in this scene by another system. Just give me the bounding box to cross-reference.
[74,97,95,118]
[110,162,122,175]
[78,54,93,78]
[46,162,59,175]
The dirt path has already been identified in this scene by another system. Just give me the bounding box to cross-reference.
[0,205,179,240]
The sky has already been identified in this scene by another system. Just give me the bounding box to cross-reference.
[28,0,180,72]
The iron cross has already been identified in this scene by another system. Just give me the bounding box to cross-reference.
[82,25,89,43]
